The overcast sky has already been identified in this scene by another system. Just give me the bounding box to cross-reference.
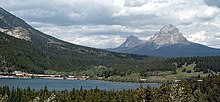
[0,0,220,48]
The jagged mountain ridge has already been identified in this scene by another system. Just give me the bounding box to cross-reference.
[109,24,220,57]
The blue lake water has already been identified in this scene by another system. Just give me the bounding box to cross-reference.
[0,78,161,91]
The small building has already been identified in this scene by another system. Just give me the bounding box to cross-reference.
[96,77,104,80]
[13,71,29,77]
[68,75,75,78]
[140,79,147,81]
[174,80,181,83]
[50,75,61,77]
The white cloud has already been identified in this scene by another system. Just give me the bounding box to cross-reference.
[196,6,219,20]
[186,30,220,48]
[187,31,209,45]
[34,24,152,48]
[0,0,220,48]
[68,35,125,48]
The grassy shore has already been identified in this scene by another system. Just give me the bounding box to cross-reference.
[1,63,216,83]
[102,63,218,83]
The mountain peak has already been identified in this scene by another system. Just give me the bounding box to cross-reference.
[159,24,179,34]
[149,24,189,48]
[161,24,175,29]
[109,24,220,57]
[119,35,143,48]
[127,35,139,40]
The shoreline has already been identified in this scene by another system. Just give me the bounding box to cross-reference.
[0,75,162,84]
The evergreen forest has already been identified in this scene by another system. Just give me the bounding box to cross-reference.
[0,74,219,102]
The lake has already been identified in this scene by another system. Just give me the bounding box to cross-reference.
[0,78,161,91]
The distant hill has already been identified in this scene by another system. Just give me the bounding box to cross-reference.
[109,24,220,57]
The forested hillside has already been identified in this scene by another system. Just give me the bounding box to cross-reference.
[0,31,176,75]
[0,32,46,73]
[1,31,220,80]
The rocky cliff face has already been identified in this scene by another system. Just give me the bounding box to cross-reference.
[148,24,190,49]
[0,27,31,41]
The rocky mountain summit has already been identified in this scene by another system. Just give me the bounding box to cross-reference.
[148,24,190,49]
[109,24,220,57]
[119,35,144,49]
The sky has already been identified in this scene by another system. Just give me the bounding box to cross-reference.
[0,0,220,48]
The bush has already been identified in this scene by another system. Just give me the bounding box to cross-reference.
[182,68,186,72]
[186,70,191,73]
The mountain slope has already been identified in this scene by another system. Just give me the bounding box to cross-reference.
[0,32,46,73]
[110,24,220,57]
[0,7,149,73]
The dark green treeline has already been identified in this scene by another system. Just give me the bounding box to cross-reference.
[0,75,219,102]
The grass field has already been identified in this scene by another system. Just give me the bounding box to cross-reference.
[144,63,216,83]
